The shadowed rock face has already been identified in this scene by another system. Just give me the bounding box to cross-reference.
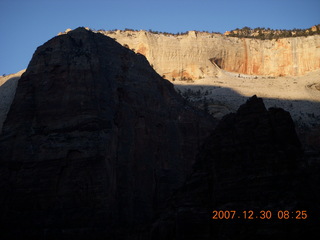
[146,96,320,240]
[0,28,215,239]
[0,70,24,134]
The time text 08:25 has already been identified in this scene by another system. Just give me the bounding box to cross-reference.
[212,210,307,220]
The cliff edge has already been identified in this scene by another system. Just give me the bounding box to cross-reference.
[97,29,320,80]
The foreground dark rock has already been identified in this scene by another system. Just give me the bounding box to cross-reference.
[146,96,320,240]
[1,27,319,240]
[0,28,215,239]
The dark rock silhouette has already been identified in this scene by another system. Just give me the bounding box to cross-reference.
[0,28,215,239]
[146,95,320,240]
[1,27,319,240]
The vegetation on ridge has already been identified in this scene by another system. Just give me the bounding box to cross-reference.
[97,28,221,36]
[225,25,320,39]
[95,25,320,39]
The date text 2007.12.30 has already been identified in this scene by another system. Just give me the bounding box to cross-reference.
[212,210,308,220]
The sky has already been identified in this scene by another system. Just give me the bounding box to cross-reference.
[0,0,319,75]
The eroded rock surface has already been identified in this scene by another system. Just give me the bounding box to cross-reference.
[0,28,215,239]
[102,30,320,79]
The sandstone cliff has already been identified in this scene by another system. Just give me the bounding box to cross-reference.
[99,30,320,79]
[0,28,215,239]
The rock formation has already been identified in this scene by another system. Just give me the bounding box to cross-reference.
[0,28,215,239]
[145,96,320,239]
[1,26,319,239]
[0,70,25,133]
[100,30,320,79]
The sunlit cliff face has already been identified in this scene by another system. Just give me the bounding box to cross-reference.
[100,30,320,80]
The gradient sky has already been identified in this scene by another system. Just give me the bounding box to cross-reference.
[1,0,319,75]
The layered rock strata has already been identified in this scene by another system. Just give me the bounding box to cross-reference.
[101,30,320,79]
[0,28,215,239]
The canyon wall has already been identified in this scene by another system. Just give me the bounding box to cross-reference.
[101,30,320,80]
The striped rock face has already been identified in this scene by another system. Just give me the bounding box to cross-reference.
[102,30,320,80]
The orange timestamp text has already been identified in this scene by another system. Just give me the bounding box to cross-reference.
[212,210,308,220]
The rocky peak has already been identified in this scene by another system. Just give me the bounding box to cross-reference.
[145,96,319,239]
[0,27,215,239]
[236,94,267,114]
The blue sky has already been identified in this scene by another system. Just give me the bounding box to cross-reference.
[1,0,319,75]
